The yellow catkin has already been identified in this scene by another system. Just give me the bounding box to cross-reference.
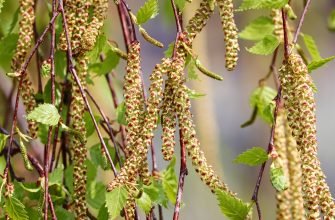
[185,0,215,41]
[70,55,88,220]
[161,79,177,161]
[274,109,292,220]
[58,0,77,51]
[216,0,239,71]
[279,53,335,219]
[11,0,38,139]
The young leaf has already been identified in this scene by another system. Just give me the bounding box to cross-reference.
[270,162,288,191]
[234,147,269,166]
[87,181,106,210]
[89,141,115,170]
[328,9,335,31]
[105,186,128,219]
[187,59,199,80]
[164,42,174,58]
[186,88,206,99]
[308,56,335,72]
[89,49,120,75]
[5,196,29,220]
[44,79,62,106]
[136,0,159,25]
[136,191,152,214]
[84,112,101,137]
[239,16,275,41]
[143,180,169,208]
[237,0,288,11]
[161,157,178,204]
[98,205,109,220]
[250,86,277,124]
[302,34,322,61]
[174,0,187,11]
[116,101,127,125]
[247,35,280,55]
[26,104,60,126]
[0,133,9,152]
[215,189,250,220]
[262,101,275,124]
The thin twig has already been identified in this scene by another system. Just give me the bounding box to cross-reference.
[85,89,121,170]
[282,9,289,60]
[58,0,117,177]
[33,0,43,94]
[173,129,188,220]
[293,0,312,45]
[44,0,57,217]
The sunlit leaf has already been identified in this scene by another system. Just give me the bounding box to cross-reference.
[239,16,274,41]
[136,0,159,25]
[105,186,128,219]
[27,104,60,126]
[247,35,280,55]
[234,147,269,166]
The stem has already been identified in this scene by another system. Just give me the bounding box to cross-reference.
[58,0,117,177]
[281,9,289,60]
[33,0,42,94]
[293,0,312,45]
[251,89,282,220]
[44,0,57,217]
[173,129,188,220]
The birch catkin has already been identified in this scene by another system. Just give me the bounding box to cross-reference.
[70,55,88,220]
[279,53,335,219]
[12,0,38,138]
[216,0,239,71]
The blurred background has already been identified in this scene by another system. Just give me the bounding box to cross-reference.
[1,0,335,219]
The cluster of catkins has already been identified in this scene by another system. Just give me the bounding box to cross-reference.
[274,108,305,219]
[107,0,241,218]
[11,0,38,138]
[58,0,108,219]
[279,53,335,219]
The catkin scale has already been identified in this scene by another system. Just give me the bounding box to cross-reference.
[279,53,335,219]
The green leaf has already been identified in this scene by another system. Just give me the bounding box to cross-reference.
[215,190,250,220]
[302,34,322,61]
[164,42,174,58]
[87,181,106,210]
[136,0,159,25]
[86,159,98,183]
[17,182,41,193]
[5,196,29,220]
[0,33,19,71]
[262,101,275,124]
[105,186,128,219]
[308,56,335,72]
[87,35,108,62]
[44,79,62,106]
[55,50,67,78]
[55,206,75,220]
[237,0,288,11]
[187,59,199,80]
[84,112,101,137]
[250,86,277,124]
[27,104,60,126]
[97,204,109,220]
[6,7,19,35]
[270,162,288,191]
[89,141,115,170]
[247,35,280,55]
[49,166,63,186]
[89,50,120,75]
[64,165,74,195]
[143,180,169,208]
[186,88,206,99]
[234,147,269,166]
[136,191,152,214]
[0,133,9,152]
[239,16,274,41]
[116,101,127,126]
[175,0,186,11]
[328,9,335,31]
[161,157,178,204]
[0,0,5,14]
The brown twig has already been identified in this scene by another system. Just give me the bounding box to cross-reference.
[173,129,188,220]
[33,0,43,94]
[293,0,312,45]
[58,0,117,177]
[85,89,121,172]
[282,9,289,60]
[43,0,57,217]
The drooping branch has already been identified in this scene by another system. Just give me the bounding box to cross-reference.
[292,0,312,45]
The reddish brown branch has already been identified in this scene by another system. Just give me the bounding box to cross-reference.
[281,9,289,60]
[293,0,312,45]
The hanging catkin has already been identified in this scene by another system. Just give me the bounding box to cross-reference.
[216,0,239,71]
[279,53,335,219]
[70,55,88,220]
[271,9,284,41]
[11,0,38,138]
